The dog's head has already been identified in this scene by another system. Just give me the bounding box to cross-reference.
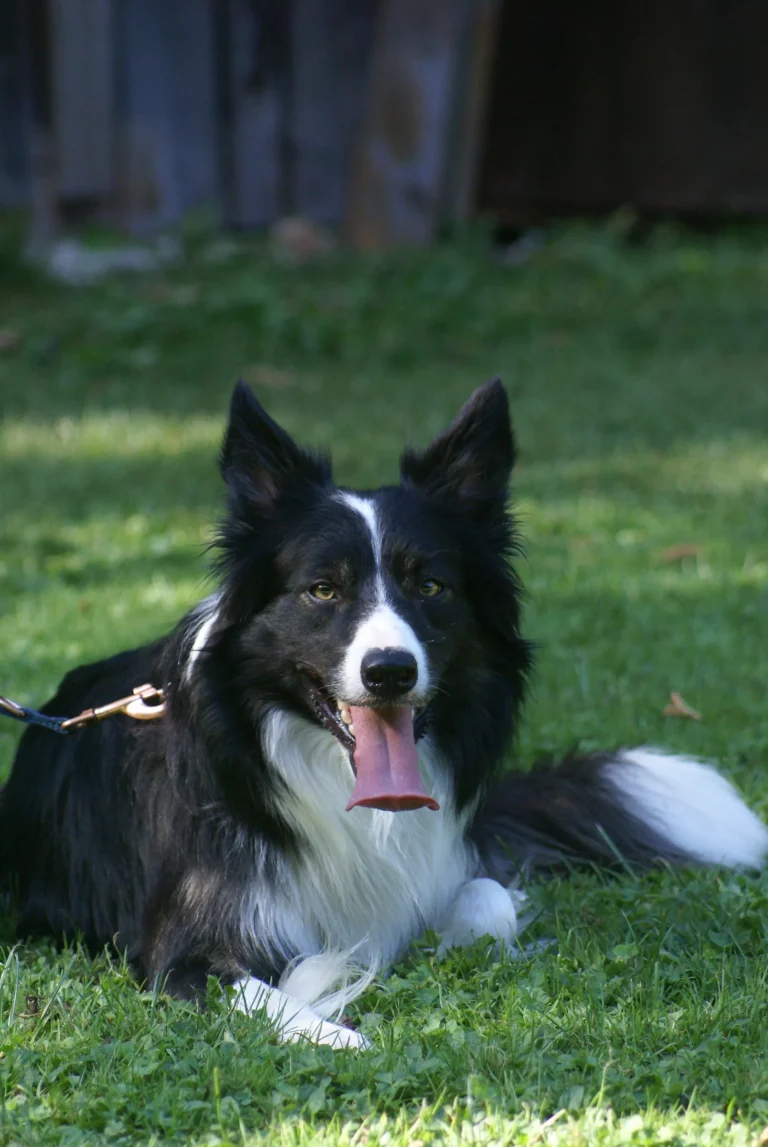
[209,380,531,812]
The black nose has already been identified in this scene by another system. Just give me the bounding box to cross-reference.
[361,648,418,696]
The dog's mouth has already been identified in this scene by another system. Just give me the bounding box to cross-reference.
[302,672,439,814]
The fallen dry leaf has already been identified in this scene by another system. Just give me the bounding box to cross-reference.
[661,544,702,563]
[663,691,702,720]
[270,216,335,262]
[24,994,40,1016]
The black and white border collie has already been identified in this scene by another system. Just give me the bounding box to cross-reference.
[2,380,766,1048]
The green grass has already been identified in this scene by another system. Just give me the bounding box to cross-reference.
[2,215,768,1145]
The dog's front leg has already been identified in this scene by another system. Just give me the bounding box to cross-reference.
[232,977,368,1049]
[437,877,522,951]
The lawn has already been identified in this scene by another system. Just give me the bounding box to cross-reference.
[1,216,768,1146]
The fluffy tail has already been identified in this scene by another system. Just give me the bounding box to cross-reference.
[471,748,768,881]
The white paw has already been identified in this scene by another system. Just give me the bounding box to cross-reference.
[232,976,370,1050]
[438,877,521,951]
[286,1015,370,1050]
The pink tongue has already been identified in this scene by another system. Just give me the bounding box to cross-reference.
[345,705,439,812]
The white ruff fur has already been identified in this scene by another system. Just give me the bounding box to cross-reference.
[236,709,524,1033]
[608,748,768,869]
[256,710,474,971]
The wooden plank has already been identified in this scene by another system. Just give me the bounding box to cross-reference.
[0,1,29,205]
[439,0,502,224]
[617,3,712,211]
[290,0,377,226]
[223,0,284,229]
[344,0,467,248]
[478,0,768,224]
[114,0,219,232]
[50,0,114,199]
[478,0,624,224]
[713,0,768,212]
[14,0,59,250]
[164,0,220,220]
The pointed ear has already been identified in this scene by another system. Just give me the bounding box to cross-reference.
[220,381,331,507]
[399,379,514,518]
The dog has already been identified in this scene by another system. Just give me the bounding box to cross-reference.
[1,379,766,1048]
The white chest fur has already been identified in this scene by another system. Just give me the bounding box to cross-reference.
[247,710,475,973]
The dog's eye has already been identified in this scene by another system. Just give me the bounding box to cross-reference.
[419,578,443,598]
[309,582,336,602]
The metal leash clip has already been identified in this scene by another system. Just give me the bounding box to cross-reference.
[0,695,27,720]
[60,684,166,730]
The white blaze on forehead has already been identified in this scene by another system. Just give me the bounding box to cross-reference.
[338,493,383,566]
[335,492,430,702]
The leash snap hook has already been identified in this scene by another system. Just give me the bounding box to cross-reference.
[57,683,167,730]
[124,684,166,721]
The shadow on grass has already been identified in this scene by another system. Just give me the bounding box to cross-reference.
[0,443,220,513]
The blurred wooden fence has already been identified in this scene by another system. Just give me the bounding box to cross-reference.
[3,0,768,243]
[479,0,768,226]
[0,0,499,245]
[1,0,377,233]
